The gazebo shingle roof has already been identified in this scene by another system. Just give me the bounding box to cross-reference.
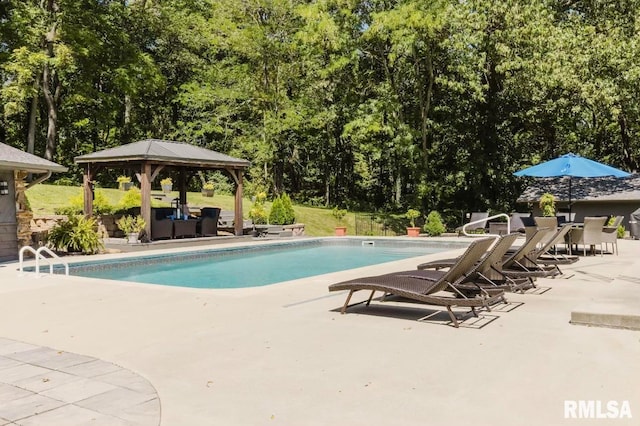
[74,139,250,169]
[0,143,67,173]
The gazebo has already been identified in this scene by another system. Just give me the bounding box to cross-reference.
[74,139,250,237]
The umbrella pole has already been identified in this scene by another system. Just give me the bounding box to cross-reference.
[568,178,572,218]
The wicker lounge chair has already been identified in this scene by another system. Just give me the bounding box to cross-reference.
[500,228,561,279]
[414,234,533,293]
[532,224,578,264]
[328,238,506,327]
[509,213,530,233]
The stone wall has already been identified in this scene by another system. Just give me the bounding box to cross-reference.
[97,214,126,238]
[283,223,305,237]
[14,172,33,251]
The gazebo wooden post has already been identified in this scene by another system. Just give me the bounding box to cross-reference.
[140,162,152,238]
[178,169,187,209]
[233,169,244,236]
[83,164,95,217]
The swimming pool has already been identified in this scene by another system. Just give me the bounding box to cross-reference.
[63,239,466,289]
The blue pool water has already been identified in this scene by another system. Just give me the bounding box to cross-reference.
[67,239,463,289]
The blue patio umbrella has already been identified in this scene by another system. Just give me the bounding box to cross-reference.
[514,153,631,215]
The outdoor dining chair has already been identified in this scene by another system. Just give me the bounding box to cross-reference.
[570,216,607,256]
[601,215,623,255]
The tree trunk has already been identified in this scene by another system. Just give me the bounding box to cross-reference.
[394,173,402,207]
[618,110,638,172]
[41,2,60,161]
[27,79,39,155]
[42,62,59,161]
[420,50,434,159]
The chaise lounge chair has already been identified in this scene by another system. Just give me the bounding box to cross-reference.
[414,233,533,293]
[500,227,562,279]
[531,223,578,264]
[328,238,506,327]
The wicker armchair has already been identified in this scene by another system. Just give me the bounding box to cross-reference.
[199,207,221,237]
[151,207,174,240]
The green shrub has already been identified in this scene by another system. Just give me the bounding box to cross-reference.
[52,177,77,186]
[54,190,114,216]
[280,193,295,225]
[203,171,233,195]
[118,187,142,211]
[46,215,103,254]
[617,225,625,239]
[269,197,286,225]
[423,211,446,236]
[267,194,295,225]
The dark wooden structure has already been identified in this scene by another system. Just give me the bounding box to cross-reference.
[74,139,250,238]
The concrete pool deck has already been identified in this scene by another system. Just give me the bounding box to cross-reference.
[0,236,638,425]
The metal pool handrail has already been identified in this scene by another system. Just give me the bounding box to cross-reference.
[462,213,511,237]
[19,246,69,278]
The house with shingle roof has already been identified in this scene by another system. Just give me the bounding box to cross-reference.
[517,175,640,227]
[0,143,67,262]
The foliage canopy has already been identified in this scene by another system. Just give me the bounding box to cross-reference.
[3,0,639,226]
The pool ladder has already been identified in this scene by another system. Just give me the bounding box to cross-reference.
[18,246,69,278]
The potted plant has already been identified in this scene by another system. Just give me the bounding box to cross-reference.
[201,181,215,197]
[116,215,146,244]
[332,207,348,236]
[117,175,132,191]
[160,177,173,193]
[405,208,421,237]
[539,192,556,217]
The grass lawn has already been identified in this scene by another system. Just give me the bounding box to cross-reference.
[25,184,356,236]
